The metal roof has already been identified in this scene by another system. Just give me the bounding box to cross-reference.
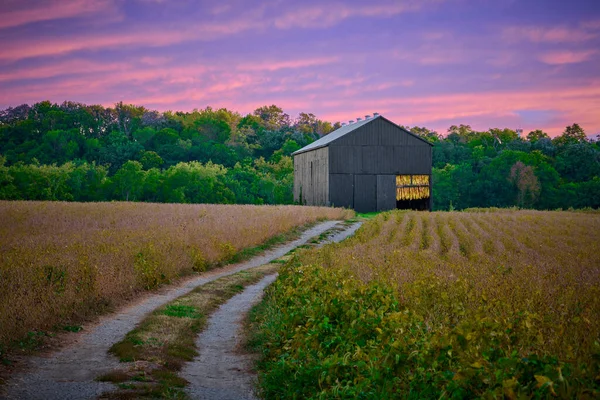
[292,115,432,156]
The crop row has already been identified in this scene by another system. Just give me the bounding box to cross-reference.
[252,210,600,398]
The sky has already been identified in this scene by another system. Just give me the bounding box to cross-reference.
[0,0,599,137]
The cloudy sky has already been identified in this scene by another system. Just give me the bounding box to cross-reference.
[0,0,599,136]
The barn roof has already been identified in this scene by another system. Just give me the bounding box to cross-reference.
[292,114,433,156]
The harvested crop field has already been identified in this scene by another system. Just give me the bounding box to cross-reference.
[0,201,351,349]
[253,210,600,398]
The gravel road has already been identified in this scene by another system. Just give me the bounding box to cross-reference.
[1,220,341,400]
[317,221,362,247]
[181,274,278,400]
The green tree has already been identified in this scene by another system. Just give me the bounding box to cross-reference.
[407,126,440,143]
[508,161,541,208]
[162,161,233,204]
[141,168,163,202]
[526,129,549,143]
[553,123,587,146]
[67,162,108,201]
[0,155,18,199]
[133,127,156,146]
[139,151,164,170]
[253,105,290,131]
[432,164,461,210]
[112,160,145,201]
[99,132,144,173]
[555,143,600,182]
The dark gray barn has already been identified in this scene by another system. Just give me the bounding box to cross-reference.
[293,114,433,212]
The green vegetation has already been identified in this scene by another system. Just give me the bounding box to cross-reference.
[160,305,202,319]
[249,210,600,398]
[0,102,335,205]
[354,211,382,219]
[0,102,598,209]
[101,264,279,399]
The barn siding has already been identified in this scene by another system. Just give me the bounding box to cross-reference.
[329,118,432,176]
[329,174,354,208]
[376,175,396,211]
[293,147,329,206]
[354,175,377,213]
[333,117,427,148]
[329,145,431,175]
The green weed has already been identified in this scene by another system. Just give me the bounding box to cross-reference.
[160,305,201,319]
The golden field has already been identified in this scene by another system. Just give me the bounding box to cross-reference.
[0,201,350,348]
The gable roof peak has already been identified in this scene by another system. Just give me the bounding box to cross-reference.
[292,114,432,156]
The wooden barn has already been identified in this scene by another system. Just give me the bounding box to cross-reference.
[293,114,433,212]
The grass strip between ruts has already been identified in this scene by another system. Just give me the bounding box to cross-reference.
[97,263,279,399]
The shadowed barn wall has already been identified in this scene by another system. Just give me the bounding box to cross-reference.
[293,146,329,206]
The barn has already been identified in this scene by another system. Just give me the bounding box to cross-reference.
[292,114,433,212]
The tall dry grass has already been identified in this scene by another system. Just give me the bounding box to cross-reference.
[0,201,351,347]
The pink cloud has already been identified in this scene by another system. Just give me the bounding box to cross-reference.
[0,0,116,30]
[0,2,434,62]
[5,78,598,137]
[392,45,470,66]
[6,57,599,138]
[422,31,446,41]
[237,57,338,72]
[0,31,181,61]
[0,16,262,62]
[580,19,600,30]
[335,85,600,136]
[503,25,598,43]
[2,41,598,138]
[273,1,426,29]
[211,4,232,15]
[0,62,217,107]
[538,50,597,65]
[139,56,172,66]
[0,59,130,82]
[152,82,600,136]
[486,52,518,67]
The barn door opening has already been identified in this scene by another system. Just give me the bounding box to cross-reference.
[396,175,430,211]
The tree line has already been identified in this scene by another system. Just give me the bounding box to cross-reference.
[422,124,600,210]
[0,101,598,209]
[0,102,332,205]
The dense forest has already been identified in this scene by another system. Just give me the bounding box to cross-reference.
[0,101,598,210]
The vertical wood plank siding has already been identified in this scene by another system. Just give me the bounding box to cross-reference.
[329,119,432,175]
[329,174,354,208]
[354,175,377,213]
[376,175,396,211]
[293,146,329,206]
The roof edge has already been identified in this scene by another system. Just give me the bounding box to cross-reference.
[377,116,434,147]
[292,114,433,156]
[292,143,327,156]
